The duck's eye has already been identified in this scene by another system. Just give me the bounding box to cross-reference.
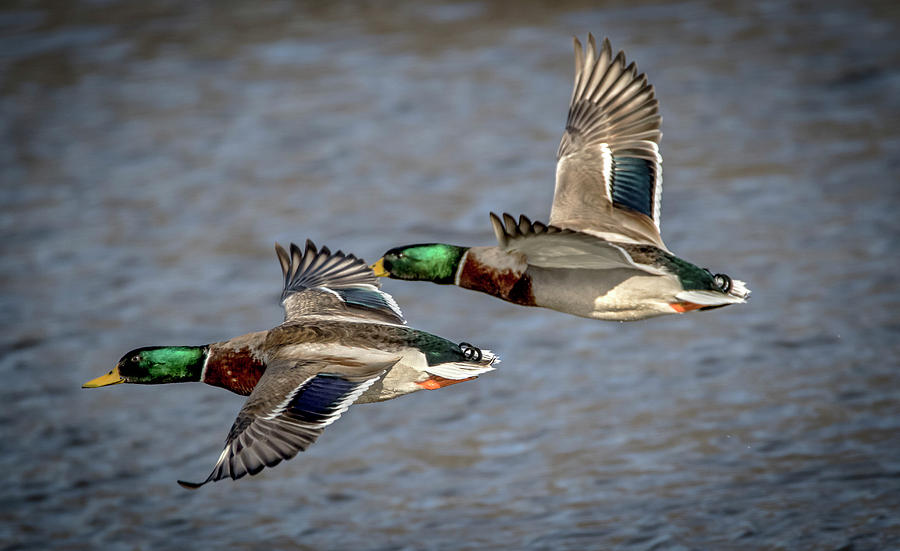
[396,253,405,259]
[130,355,141,364]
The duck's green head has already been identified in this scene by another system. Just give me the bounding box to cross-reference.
[372,244,469,284]
[82,346,208,388]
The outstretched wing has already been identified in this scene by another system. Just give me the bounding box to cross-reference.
[552,34,666,249]
[178,356,398,489]
[275,240,405,325]
[491,212,664,274]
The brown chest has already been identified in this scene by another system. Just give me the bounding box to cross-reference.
[457,248,536,306]
[202,345,267,396]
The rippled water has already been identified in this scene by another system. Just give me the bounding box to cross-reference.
[2,1,899,549]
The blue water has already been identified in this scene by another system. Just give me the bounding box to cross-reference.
[2,1,899,549]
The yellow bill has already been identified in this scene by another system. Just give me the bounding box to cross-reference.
[83,366,124,388]
[370,258,389,277]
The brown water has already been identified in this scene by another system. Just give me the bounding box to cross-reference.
[2,1,899,549]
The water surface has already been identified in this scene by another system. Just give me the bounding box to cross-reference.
[1,1,899,549]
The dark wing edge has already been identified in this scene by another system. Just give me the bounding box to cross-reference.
[178,359,393,490]
[275,240,405,324]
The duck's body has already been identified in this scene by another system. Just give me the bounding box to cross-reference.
[456,248,680,321]
[199,321,491,402]
[374,35,750,320]
[84,241,497,488]
[449,235,745,321]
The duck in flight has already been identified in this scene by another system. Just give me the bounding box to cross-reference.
[83,240,497,488]
[372,35,749,321]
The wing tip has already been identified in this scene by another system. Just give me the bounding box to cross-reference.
[177,478,208,490]
[489,212,507,247]
[561,32,663,151]
[493,212,566,242]
[275,242,290,278]
[501,212,517,235]
[279,239,377,293]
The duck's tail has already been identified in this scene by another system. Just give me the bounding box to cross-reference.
[675,272,751,308]
[423,344,500,381]
[727,278,751,300]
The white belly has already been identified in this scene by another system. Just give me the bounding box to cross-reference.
[529,266,684,321]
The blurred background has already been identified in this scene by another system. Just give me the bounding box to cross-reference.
[2,0,899,549]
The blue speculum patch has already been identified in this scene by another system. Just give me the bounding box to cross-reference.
[289,375,357,424]
[611,157,656,219]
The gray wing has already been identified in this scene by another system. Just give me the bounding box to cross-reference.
[275,240,405,325]
[178,355,398,489]
[491,212,665,274]
[551,34,666,249]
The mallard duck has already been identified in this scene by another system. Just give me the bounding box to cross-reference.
[83,240,498,489]
[372,35,749,321]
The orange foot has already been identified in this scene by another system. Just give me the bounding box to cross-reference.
[417,375,477,390]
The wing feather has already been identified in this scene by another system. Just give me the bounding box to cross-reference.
[275,240,405,325]
[178,357,396,489]
[552,34,666,249]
